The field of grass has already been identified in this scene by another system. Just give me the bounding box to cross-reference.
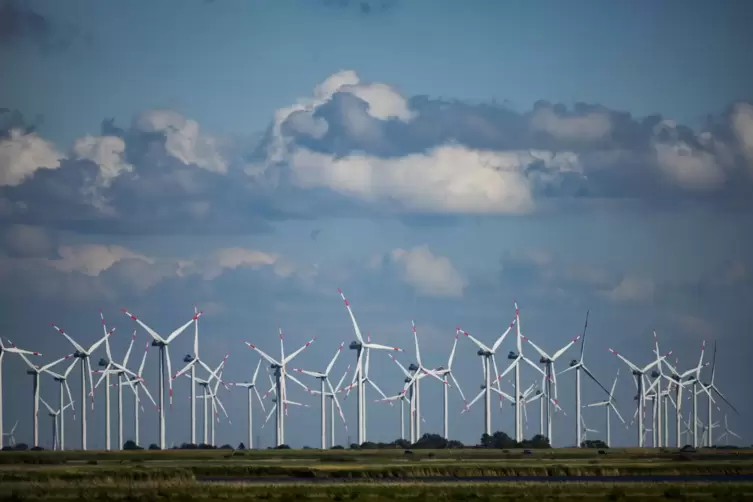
[2,480,753,501]
[2,449,752,500]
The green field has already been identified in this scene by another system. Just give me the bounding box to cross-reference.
[2,448,753,500]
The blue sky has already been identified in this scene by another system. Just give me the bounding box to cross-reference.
[1,0,752,450]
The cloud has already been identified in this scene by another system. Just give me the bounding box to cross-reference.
[0,129,64,186]
[605,276,656,303]
[3,70,753,237]
[387,245,467,297]
[0,223,57,258]
[0,0,80,52]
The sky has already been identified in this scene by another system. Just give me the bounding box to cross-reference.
[1,0,753,450]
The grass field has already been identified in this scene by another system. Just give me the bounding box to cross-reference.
[1,448,752,500]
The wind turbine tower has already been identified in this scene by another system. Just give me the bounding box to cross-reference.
[0,339,41,449]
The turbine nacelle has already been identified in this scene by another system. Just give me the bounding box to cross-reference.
[183,354,194,363]
[408,363,419,372]
[98,358,108,367]
[507,351,518,360]
[632,370,641,376]
[569,359,578,367]
[151,340,164,348]
[651,370,660,379]
[477,349,486,357]
[349,341,362,351]
[404,377,411,384]
[539,356,550,364]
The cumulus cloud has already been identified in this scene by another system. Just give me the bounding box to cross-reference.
[387,245,467,297]
[0,129,64,186]
[605,276,655,303]
[134,110,228,174]
[3,70,753,236]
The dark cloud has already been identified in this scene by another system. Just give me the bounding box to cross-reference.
[0,0,80,53]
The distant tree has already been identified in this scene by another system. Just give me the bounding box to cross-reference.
[331,445,344,450]
[148,443,160,450]
[302,446,311,449]
[30,446,44,451]
[123,440,143,450]
[414,433,448,449]
[14,443,29,451]
[198,443,215,449]
[392,439,410,449]
[219,444,233,450]
[237,442,246,450]
[274,444,290,449]
[447,440,464,449]
[349,443,360,449]
[581,439,607,449]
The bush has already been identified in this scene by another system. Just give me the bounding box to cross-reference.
[123,440,143,450]
[148,444,160,450]
[237,442,246,450]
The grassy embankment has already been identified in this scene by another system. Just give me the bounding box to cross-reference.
[2,449,753,500]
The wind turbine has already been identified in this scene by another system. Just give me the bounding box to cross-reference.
[291,341,348,449]
[521,332,582,445]
[39,397,73,450]
[434,331,467,440]
[456,315,520,437]
[198,364,231,445]
[403,321,447,441]
[171,305,209,446]
[245,328,315,446]
[44,358,79,451]
[586,368,625,447]
[698,341,738,448]
[52,319,114,450]
[121,308,201,449]
[304,365,351,447]
[716,415,741,446]
[337,288,404,445]
[17,352,72,448]
[185,355,228,446]
[229,359,266,449]
[91,324,140,451]
[579,413,599,444]
[559,311,612,448]
[123,339,157,447]
[608,342,671,447]
[260,368,310,440]
[384,350,439,443]
[0,339,41,449]
[1,420,17,447]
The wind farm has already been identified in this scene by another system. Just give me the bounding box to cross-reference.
[0,290,745,455]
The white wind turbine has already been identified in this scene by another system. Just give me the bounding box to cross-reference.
[52,319,114,450]
[380,360,433,442]
[558,311,612,448]
[0,339,41,449]
[229,359,266,449]
[697,341,738,448]
[579,413,599,443]
[716,415,741,446]
[434,331,468,439]
[39,397,74,450]
[124,339,157,447]
[121,308,202,449]
[260,369,310,440]
[198,364,231,446]
[90,325,140,451]
[337,288,405,445]
[400,321,448,442]
[291,341,348,449]
[521,331,582,445]
[586,368,625,447]
[17,352,72,448]
[608,342,671,447]
[661,350,706,447]
[184,355,228,446]
[43,357,79,451]
[2,420,18,447]
[304,365,351,447]
[456,315,521,437]
[246,328,315,446]
[173,306,221,446]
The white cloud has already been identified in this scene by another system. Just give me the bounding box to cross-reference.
[290,144,545,214]
[731,102,753,172]
[134,110,227,174]
[529,106,612,142]
[389,245,467,297]
[73,135,133,185]
[0,129,64,186]
[50,244,154,276]
[606,276,655,303]
[255,70,415,173]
